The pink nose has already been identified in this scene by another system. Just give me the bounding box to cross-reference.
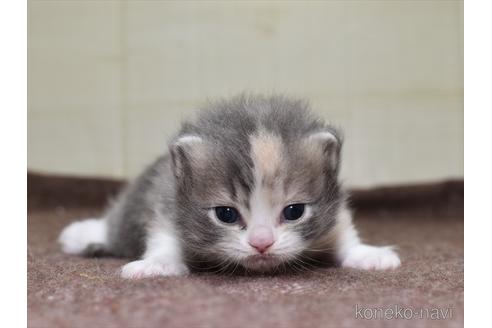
[248,226,275,254]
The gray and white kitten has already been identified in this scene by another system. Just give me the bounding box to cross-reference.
[59,95,400,278]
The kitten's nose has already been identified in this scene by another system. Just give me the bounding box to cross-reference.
[248,226,275,254]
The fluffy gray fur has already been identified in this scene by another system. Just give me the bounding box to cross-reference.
[90,95,344,273]
[60,94,403,275]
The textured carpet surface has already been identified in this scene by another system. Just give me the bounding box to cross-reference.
[28,201,463,328]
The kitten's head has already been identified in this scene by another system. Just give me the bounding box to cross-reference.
[170,96,343,273]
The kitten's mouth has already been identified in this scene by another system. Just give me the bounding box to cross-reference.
[242,254,282,271]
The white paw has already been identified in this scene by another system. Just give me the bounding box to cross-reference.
[341,244,401,270]
[58,218,107,255]
[120,260,190,279]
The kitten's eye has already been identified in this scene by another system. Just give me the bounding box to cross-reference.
[214,206,240,224]
[283,204,306,221]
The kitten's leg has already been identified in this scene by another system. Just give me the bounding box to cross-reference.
[58,218,108,256]
[334,207,401,270]
[120,228,189,279]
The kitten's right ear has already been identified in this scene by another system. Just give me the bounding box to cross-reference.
[304,128,342,172]
[169,135,205,182]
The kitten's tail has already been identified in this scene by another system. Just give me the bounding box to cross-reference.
[58,218,109,257]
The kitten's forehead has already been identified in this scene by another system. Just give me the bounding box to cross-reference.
[191,129,330,211]
[248,130,327,199]
[250,131,283,182]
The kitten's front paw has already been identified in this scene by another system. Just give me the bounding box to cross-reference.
[120,260,189,279]
[341,244,401,270]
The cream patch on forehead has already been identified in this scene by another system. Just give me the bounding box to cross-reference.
[249,131,283,179]
[246,132,285,226]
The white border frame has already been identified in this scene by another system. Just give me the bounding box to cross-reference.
[465,0,492,327]
[0,1,27,327]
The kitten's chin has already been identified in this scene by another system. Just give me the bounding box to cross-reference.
[241,254,285,272]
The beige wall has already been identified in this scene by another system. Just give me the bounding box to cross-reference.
[28,0,463,188]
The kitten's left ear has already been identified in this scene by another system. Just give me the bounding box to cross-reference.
[305,128,342,172]
[169,135,206,183]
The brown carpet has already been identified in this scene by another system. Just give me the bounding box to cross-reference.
[27,174,464,328]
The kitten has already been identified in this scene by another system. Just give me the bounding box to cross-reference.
[58,95,401,278]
